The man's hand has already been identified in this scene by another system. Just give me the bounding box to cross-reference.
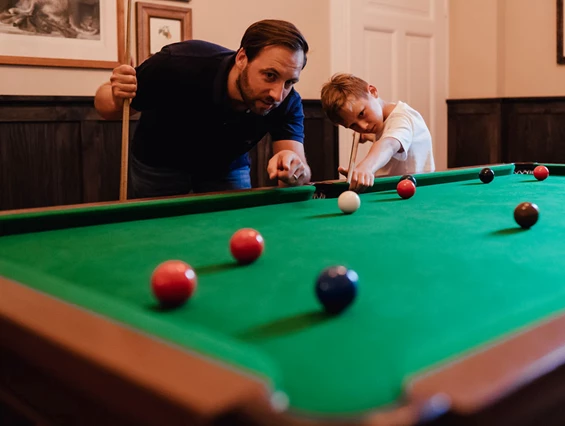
[267,150,310,186]
[94,65,139,120]
[110,64,137,103]
[338,160,375,193]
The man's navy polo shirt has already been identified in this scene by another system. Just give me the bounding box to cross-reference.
[130,40,305,174]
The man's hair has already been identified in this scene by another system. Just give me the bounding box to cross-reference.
[320,73,370,124]
[240,20,309,69]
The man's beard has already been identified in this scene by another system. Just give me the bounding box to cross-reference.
[236,67,275,116]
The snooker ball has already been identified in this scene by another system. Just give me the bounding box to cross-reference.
[479,167,495,184]
[514,202,539,229]
[397,179,416,199]
[338,190,361,214]
[533,165,549,181]
[315,266,359,315]
[400,174,417,187]
[230,228,264,264]
[151,260,197,307]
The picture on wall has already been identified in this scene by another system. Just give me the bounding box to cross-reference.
[0,0,124,68]
[0,0,101,39]
[558,0,565,64]
[136,2,191,65]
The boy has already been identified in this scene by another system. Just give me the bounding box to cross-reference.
[320,73,435,193]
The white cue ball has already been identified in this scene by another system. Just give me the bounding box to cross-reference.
[338,191,361,214]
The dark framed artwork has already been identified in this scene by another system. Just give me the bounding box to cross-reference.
[558,0,565,64]
[136,2,192,64]
[0,1,124,69]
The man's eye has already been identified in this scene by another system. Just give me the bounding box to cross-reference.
[284,81,295,89]
[265,73,276,81]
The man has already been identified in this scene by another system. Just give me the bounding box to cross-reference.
[94,19,312,198]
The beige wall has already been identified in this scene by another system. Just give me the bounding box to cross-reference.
[188,0,330,100]
[448,0,500,98]
[0,0,330,100]
[5,1,565,99]
[450,0,565,98]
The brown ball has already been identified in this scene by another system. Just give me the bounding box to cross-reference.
[514,202,539,229]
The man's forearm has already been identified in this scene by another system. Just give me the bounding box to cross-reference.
[94,83,138,121]
[94,82,123,120]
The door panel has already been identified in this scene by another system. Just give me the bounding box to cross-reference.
[334,0,448,172]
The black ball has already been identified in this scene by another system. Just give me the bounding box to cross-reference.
[479,168,495,184]
[514,202,539,229]
[400,174,417,187]
[315,266,358,315]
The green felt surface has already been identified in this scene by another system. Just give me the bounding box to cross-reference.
[3,165,565,416]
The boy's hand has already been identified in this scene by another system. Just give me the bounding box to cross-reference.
[338,161,375,193]
[359,133,377,143]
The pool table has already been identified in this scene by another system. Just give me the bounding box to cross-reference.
[3,163,565,426]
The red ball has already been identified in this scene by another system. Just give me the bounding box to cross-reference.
[533,165,549,181]
[151,260,197,307]
[397,179,416,199]
[230,228,264,264]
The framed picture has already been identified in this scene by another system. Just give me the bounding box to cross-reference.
[0,1,124,69]
[558,0,565,64]
[136,2,192,64]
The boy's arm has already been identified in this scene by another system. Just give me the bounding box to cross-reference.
[360,136,402,173]
[339,137,401,192]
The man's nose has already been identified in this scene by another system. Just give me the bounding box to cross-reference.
[269,84,285,103]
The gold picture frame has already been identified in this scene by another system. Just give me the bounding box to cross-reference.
[558,0,565,64]
[136,2,192,65]
[0,1,124,69]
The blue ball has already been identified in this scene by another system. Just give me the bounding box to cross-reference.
[315,266,358,314]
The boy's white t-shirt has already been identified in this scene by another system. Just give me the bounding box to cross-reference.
[374,101,435,177]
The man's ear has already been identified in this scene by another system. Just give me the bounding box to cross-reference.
[368,84,379,98]
[235,48,248,70]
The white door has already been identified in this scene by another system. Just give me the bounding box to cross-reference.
[330,0,448,172]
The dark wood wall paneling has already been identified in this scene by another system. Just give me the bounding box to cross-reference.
[248,100,338,188]
[448,97,565,168]
[0,97,338,211]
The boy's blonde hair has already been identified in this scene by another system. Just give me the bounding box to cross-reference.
[320,73,370,124]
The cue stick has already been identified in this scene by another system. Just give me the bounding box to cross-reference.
[347,131,360,184]
[120,0,133,201]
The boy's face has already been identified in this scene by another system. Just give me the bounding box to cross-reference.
[340,86,385,137]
